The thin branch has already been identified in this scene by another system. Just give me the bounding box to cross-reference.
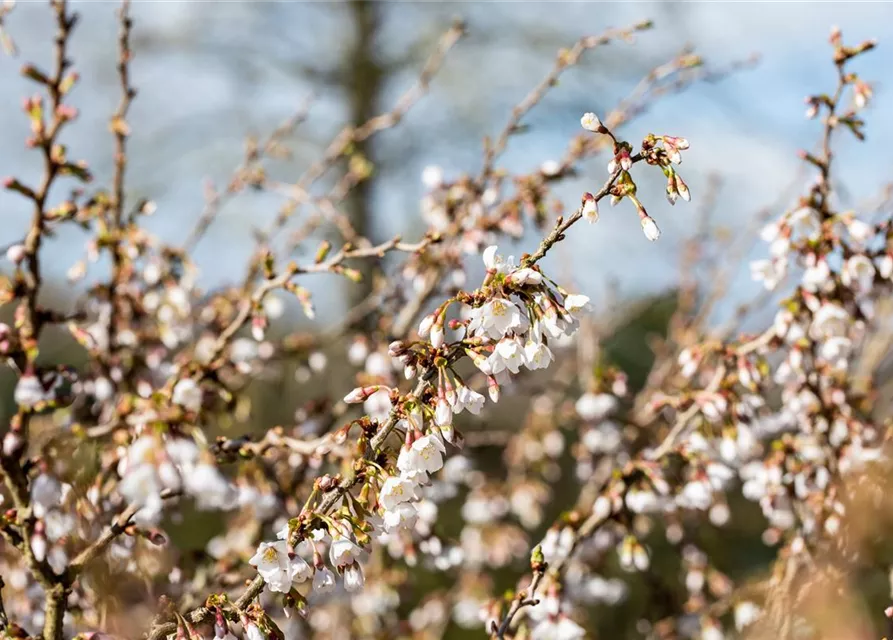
[105,0,134,369]
[648,363,727,460]
[264,20,466,240]
[479,20,654,184]
[492,568,546,639]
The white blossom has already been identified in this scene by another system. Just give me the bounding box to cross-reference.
[580,112,602,132]
[329,533,363,568]
[582,195,599,223]
[172,378,202,412]
[563,294,591,314]
[383,502,418,532]
[422,165,444,189]
[6,244,25,264]
[802,258,831,292]
[482,245,511,274]
[249,540,302,593]
[397,434,446,476]
[641,216,661,241]
[244,624,266,640]
[468,299,529,340]
[434,397,452,426]
[452,384,485,415]
[575,393,617,421]
[810,303,849,340]
[342,561,365,592]
[379,475,417,511]
[750,259,786,291]
[488,338,525,375]
[532,616,586,640]
[31,474,62,518]
[507,267,543,286]
[876,254,893,279]
[846,217,872,244]
[14,375,49,409]
[524,339,554,370]
[184,463,235,510]
[313,565,336,594]
[734,602,761,630]
[841,254,876,291]
[364,389,392,421]
[788,206,821,241]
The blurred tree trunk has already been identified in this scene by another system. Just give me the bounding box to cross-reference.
[343,0,383,329]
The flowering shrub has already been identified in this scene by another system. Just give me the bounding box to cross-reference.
[0,3,889,640]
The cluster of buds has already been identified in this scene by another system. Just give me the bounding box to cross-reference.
[580,112,692,242]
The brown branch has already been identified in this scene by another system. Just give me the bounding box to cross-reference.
[648,363,727,460]
[479,20,654,184]
[182,94,315,253]
[105,0,134,370]
[492,568,547,639]
[264,20,466,240]
[522,162,634,268]
[67,489,178,578]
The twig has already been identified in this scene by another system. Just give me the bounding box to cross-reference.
[106,0,134,368]
[182,94,315,253]
[492,568,546,639]
[67,489,178,577]
[264,20,466,240]
[479,20,654,183]
[522,163,632,268]
[648,364,726,460]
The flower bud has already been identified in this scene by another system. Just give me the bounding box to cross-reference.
[430,322,445,349]
[6,244,26,264]
[344,386,378,404]
[580,112,602,132]
[388,340,407,357]
[31,529,47,562]
[592,495,613,522]
[675,174,690,202]
[582,192,598,224]
[418,313,435,338]
[214,610,228,639]
[663,135,689,150]
[3,431,23,457]
[487,376,500,403]
[640,216,661,242]
[435,397,451,426]
[251,315,267,342]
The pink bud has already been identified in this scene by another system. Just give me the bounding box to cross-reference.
[344,386,377,404]
[675,174,690,202]
[582,192,599,224]
[388,340,406,357]
[487,376,500,403]
[251,315,267,342]
[620,149,632,172]
[663,136,689,150]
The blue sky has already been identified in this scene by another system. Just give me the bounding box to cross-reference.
[0,2,891,325]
